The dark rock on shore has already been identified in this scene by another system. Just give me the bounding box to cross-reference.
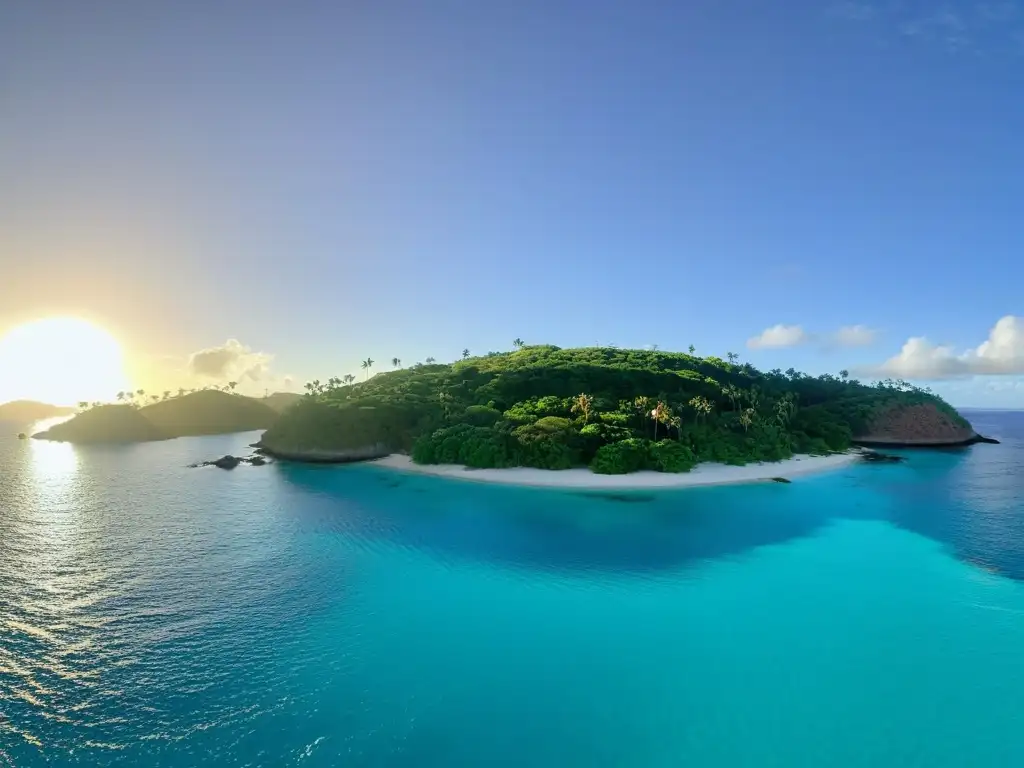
[17,433,27,440]
[212,455,241,469]
[190,454,271,469]
[973,434,1000,445]
[770,477,791,483]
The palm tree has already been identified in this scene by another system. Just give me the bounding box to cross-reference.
[343,374,355,385]
[162,390,171,401]
[392,357,401,369]
[726,351,738,364]
[688,396,712,424]
[177,387,186,398]
[361,358,374,379]
[116,391,126,403]
[651,401,669,440]
[739,408,754,432]
[669,413,682,440]
[774,393,798,427]
[462,348,470,359]
[839,369,849,380]
[425,357,436,364]
[304,382,315,396]
[633,396,651,432]
[688,344,696,354]
[78,401,90,411]
[227,381,238,392]
[571,393,593,424]
[722,384,743,413]
[513,338,524,349]
[136,389,145,402]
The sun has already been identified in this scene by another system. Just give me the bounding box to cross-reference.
[0,317,129,406]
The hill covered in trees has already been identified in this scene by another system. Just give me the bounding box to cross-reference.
[261,392,303,413]
[142,390,277,437]
[259,344,978,473]
[34,404,167,443]
[34,390,279,443]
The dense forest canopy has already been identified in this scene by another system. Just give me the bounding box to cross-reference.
[261,345,969,474]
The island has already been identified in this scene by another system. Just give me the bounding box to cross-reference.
[257,344,990,481]
[0,399,74,423]
[33,389,279,443]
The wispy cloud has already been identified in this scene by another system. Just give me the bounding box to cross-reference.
[747,324,810,349]
[828,0,1024,54]
[747,323,879,350]
[833,324,879,347]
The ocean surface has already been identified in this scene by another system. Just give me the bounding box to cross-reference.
[2,411,1023,767]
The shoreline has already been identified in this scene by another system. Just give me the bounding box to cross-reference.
[367,452,861,490]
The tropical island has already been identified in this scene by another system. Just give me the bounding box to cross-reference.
[257,344,987,482]
[33,389,282,443]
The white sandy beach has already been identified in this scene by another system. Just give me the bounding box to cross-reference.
[369,452,860,490]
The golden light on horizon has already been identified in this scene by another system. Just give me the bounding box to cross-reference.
[0,317,129,406]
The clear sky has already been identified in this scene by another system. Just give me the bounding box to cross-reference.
[1,1,1022,406]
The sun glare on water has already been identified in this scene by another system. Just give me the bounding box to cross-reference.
[0,317,129,406]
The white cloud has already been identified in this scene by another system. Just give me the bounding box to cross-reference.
[187,339,273,382]
[966,315,1024,373]
[869,315,1024,380]
[747,324,809,349]
[834,324,878,347]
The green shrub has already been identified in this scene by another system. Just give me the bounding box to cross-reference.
[649,440,697,473]
[411,423,513,467]
[590,438,650,474]
[462,405,503,427]
[512,423,575,469]
[533,416,572,433]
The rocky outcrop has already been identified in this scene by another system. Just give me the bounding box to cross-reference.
[256,398,409,464]
[189,453,271,469]
[254,441,390,464]
[853,403,996,447]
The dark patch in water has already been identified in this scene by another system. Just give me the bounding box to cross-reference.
[579,492,656,504]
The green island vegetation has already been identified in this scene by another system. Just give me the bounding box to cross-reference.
[33,388,281,443]
[260,343,973,474]
[0,400,74,423]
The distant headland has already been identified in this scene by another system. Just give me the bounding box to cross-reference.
[0,400,74,423]
[29,389,295,443]
[255,343,994,478]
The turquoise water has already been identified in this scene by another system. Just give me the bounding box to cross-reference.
[2,411,1024,766]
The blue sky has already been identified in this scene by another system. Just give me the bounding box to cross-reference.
[1,1,1022,406]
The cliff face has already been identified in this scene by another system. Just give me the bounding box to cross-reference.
[854,403,977,446]
[258,399,419,462]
